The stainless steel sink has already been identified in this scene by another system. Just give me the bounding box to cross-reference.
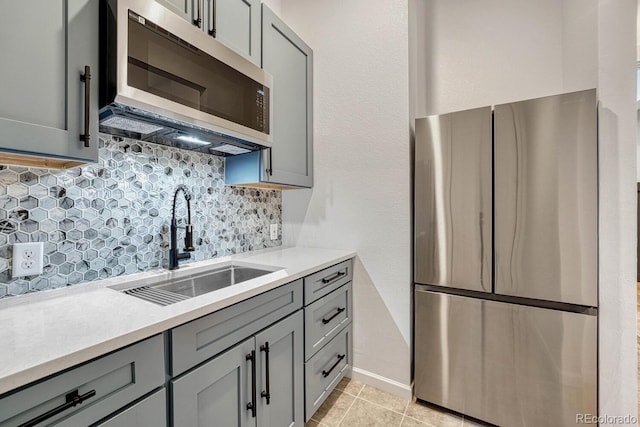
[120,262,281,305]
[156,265,273,297]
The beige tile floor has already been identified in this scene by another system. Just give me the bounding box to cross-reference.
[306,378,489,427]
[308,283,640,427]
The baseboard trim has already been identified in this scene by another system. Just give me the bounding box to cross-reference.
[349,367,413,400]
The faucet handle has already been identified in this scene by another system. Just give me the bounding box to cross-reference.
[184,224,195,252]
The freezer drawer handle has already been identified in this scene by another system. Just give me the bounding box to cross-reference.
[322,354,346,378]
[321,271,346,284]
[260,341,271,405]
[246,351,257,418]
[322,307,346,324]
[18,389,96,427]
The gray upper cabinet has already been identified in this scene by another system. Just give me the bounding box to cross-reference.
[0,0,99,166]
[154,0,192,22]
[224,5,313,189]
[214,0,261,65]
[262,4,313,188]
[155,0,261,65]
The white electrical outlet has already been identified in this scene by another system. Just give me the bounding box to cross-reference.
[12,242,44,277]
[270,224,278,241]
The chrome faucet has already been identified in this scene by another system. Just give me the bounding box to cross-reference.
[168,184,195,270]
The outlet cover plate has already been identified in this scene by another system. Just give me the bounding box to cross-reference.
[12,242,44,277]
[270,224,278,240]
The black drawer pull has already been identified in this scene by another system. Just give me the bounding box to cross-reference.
[321,271,346,284]
[322,307,346,324]
[18,389,96,427]
[260,342,271,405]
[246,351,257,418]
[322,354,346,378]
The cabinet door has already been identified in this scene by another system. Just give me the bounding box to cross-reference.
[262,5,313,188]
[0,0,98,163]
[256,311,304,427]
[171,338,256,427]
[0,335,164,427]
[211,0,261,65]
[95,389,167,427]
[154,0,194,25]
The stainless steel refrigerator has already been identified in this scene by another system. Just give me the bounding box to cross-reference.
[413,89,598,426]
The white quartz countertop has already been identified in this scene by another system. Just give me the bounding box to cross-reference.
[0,246,355,395]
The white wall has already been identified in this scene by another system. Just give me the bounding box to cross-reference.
[597,0,638,423]
[278,0,413,396]
[277,0,637,414]
[413,1,636,420]
[412,0,597,117]
[412,0,636,419]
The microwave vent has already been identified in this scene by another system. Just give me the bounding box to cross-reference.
[100,116,164,135]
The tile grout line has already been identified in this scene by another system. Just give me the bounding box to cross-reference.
[335,386,362,426]
[351,387,411,417]
[399,399,410,427]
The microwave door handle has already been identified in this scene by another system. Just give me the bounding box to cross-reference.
[208,0,215,36]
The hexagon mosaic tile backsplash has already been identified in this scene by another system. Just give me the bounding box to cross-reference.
[0,135,282,298]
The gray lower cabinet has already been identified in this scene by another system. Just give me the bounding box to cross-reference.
[305,282,352,359]
[172,337,255,427]
[0,0,99,166]
[303,260,352,306]
[0,335,165,427]
[303,260,354,422]
[154,0,261,65]
[171,310,304,427]
[304,325,352,420]
[225,5,313,189]
[170,279,302,376]
[256,311,304,427]
[95,389,167,427]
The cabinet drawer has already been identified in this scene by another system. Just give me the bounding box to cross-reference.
[305,283,352,360]
[0,335,164,427]
[304,324,351,421]
[171,280,303,375]
[96,389,167,427]
[304,260,352,305]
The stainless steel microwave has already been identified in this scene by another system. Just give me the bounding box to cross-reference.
[99,0,272,155]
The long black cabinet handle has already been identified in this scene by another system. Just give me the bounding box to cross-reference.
[246,351,257,418]
[260,342,271,405]
[18,389,96,427]
[322,354,346,378]
[79,66,91,148]
[321,271,346,284]
[193,0,202,27]
[208,0,216,36]
[322,307,346,325]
